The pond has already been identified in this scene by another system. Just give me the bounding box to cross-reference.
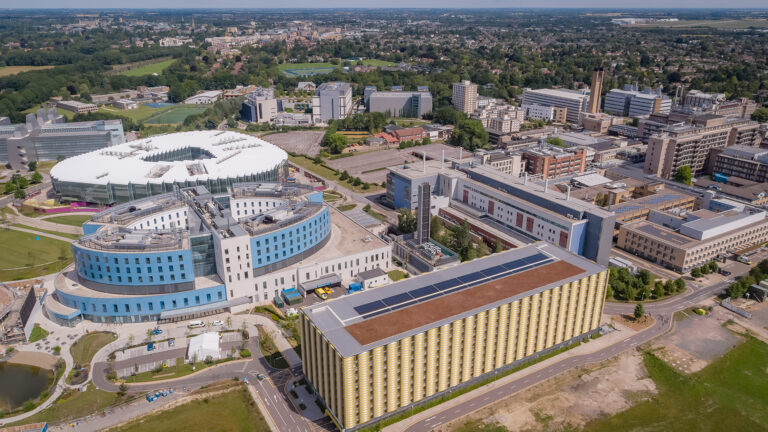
[0,362,53,412]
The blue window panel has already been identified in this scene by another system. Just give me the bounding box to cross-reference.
[382,292,413,306]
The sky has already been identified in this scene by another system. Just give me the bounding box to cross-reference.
[2,1,768,9]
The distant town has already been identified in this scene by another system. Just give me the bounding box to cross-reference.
[1,7,768,432]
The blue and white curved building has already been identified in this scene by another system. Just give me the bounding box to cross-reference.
[45,183,392,325]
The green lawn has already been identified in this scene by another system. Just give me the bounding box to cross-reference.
[70,332,117,366]
[364,207,388,222]
[28,324,49,342]
[583,336,768,432]
[0,229,73,281]
[278,62,337,71]
[108,385,269,432]
[43,214,93,227]
[117,59,176,77]
[124,358,224,383]
[144,105,207,124]
[97,104,169,122]
[6,384,125,426]
[12,224,81,240]
[337,204,357,212]
[361,59,397,67]
[387,270,408,281]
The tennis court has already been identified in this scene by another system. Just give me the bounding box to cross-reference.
[278,62,338,77]
[144,105,207,124]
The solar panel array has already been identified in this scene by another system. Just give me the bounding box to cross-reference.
[352,252,554,320]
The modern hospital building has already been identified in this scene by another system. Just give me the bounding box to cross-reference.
[44,181,391,325]
[301,243,607,430]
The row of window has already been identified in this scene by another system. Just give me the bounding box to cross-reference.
[64,290,224,315]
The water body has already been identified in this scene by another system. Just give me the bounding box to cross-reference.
[0,362,53,412]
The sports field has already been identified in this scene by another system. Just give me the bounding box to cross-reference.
[362,59,397,67]
[0,65,55,77]
[117,59,176,77]
[0,229,73,281]
[278,62,338,77]
[143,105,206,124]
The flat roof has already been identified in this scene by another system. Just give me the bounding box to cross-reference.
[524,88,590,101]
[50,131,287,186]
[303,243,603,358]
[610,189,695,215]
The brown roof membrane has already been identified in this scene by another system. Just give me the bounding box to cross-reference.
[345,260,585,347]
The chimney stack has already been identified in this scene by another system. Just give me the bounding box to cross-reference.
[566,185,571,201]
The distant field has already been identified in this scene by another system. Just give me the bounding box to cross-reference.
[362,59,397,67]
[278,62,338,77]
[639,19,768,29]
[0,65,55,77]
[143,105,206,124]
[117,59,176,77]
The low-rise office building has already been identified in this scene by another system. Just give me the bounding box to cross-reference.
[313,82,353,124]
[240,88,278,123]
[617,208,768,272]
[521,88,590,123]
[604,85,671,117]
[301,243,607,431]
[366,89,432,118]
[56,100,98,114]
[522,146,587,180]
[708,145,768,183]
[1,109,124,170]
[183,90,223,105]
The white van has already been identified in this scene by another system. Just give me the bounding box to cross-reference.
[188,320,205,328]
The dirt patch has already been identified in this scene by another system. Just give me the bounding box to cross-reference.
[7,351,58,369]
[649,343,708,374]
[448,351,656,432]
[262,131,323,156]
[612,314,655,331]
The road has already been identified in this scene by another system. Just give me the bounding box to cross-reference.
[91,328,320,432]
[401,277,735,432]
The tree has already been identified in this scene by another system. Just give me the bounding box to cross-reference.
[27,161,37,171]
[637,269,652,287]
[546,136,564,147]
[493,238,504,253]
[4,182,16,194]
[339,170,349,181]
[450,119,488,151]
[16,176,29,189]
[652,281,665,299]
[634,303,645,320]
[13,189,26,199]
[751,107,768,123]
[673,165,692,186]
[691,267,702,278]
[30,171,43,184]
[397,209,416,234]
[326,133,348,154]
[674,277,686,293]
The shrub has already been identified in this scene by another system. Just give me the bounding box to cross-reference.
[239,348,251,358]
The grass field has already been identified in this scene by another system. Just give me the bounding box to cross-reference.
[0,66,55,77]
[43,214,92,227]
[28,324,49,342]
[361,59,397,67]
[12,224,81,240]
[117,59,176,77]
[108,385,269,432]
[583,336,768,432]
[70,332,116,365]
[0,229,73,281]
[6,384,125,427]
[387,270,408,281]
[144,105,207,124]
[278,62,338,77]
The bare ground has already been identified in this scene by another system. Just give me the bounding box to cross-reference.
[7,351,58,369]
[262,131,323,156]
[447,351,656,432]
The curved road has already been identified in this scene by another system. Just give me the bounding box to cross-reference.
[401,277,735,432]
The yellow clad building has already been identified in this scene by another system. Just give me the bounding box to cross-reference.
[301,243,607,431]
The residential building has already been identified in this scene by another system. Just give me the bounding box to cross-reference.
[367,89,432,118]
[472,101,525,134]
[617,208,768,272]
[392,127,425,143]
[644,114,762,178]
[452,80,478,115]
[44,182,391,326]
[708,145,768,183]
[522,146,587,180]
[521,88,590,123]
[56,100,98,114]
[240,88,278,124]
[301,243,607,431]
[312,82,353,124]
[603,85,671,117]
[183,90,222,105]
[1,108,124,170]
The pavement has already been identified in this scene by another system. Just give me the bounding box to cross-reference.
[3,225,76,243]
[4,204,83,235]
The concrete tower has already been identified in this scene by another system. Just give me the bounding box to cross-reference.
[588,69,605,114]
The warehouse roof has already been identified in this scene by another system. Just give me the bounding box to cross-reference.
[303,243,604,358]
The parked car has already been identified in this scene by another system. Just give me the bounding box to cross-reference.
[212,320,224,326]
[718,269,732,276]
[147,342,154,351]
[152,327,163,335]
[168,338,175,347]
[256,373,265,381]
